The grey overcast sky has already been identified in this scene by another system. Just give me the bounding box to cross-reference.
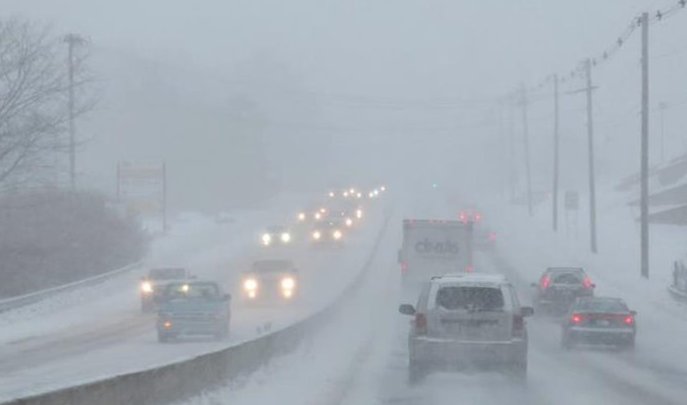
[4,0,684,209]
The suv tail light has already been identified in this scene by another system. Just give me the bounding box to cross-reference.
[570,313,584,325]
[400,261,408,274]
[623,315,635,326]
[512,314,525,337]
[415,313,428,335]
[583,277,594,289]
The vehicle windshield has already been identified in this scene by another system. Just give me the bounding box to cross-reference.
[149,268,186,280]
[575,299,628,313]
[551,271,584,284]
[436,286,505,311]
[163,283,220,300]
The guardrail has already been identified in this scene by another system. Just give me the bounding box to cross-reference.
[2,214,391,405]
[0,261,143,314]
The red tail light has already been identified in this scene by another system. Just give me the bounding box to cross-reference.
[571,313,584,324]
[488,232,497,242]
[400,261,408,274]
[540,276,551,289]
[415,313,428,335]
[465,264,474,273]
[459,212,467,223]
[583,277,594,289]
[512,314,525,337]
[624,315,635,326]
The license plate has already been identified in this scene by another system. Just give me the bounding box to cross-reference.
[596,319,610,326]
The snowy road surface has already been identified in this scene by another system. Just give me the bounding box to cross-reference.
[183,192,687,405]
[0,195,387,402]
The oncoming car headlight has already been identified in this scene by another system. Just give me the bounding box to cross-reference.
[141,281,153,293]
[281,232,291,243]
[312,231,321,240]
[262,233,272,245]
[314,212,322,220]
[243,278,258,291]
[345,218,353,227]
[333,230,342,240]
[356,209,363,219]
[281,277,296,290]
[298,212,306,221]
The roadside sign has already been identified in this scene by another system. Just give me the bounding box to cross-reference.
[565,191,579,210]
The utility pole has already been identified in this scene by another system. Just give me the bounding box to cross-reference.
[521,84,533,216]
[640,12,650,278]
[65,34,84,190]
[509,101,517,202]
[553,74,560,232]
[585,59,598,254]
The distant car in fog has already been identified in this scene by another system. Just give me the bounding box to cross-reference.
[561,296,636,350]
[140,267,193,312]
[241,260,299,303]
[156,280,231,342]
[532,267,595,315]
[399,273,533,382]
[310,219,346,245]
[260,225,293,247]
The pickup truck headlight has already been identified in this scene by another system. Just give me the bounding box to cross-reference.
[280,232,291,243]
[141,281,153,293]
[312,231,321,240]
[281,277,296,290]
[262,233,272,245]
[345,218,353,227]
[243,278,258,291]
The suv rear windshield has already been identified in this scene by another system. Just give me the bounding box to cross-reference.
[163,282,220,300]
[551,271,583,284]
[436,286,505,311]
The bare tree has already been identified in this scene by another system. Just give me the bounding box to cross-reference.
[0,18,92,189]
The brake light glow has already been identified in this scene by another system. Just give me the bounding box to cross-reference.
[624,315,635,326]
[571,313,584,324]
[415,313,428,335]
[583,277,594,289]
[465,264,474,273]
[540,275,551,289]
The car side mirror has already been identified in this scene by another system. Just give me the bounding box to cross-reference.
[630,310,637,316]
[398,304,416,316]
[521,306,534,317]
[223,293,232,302]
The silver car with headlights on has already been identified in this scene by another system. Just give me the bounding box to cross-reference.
[399,273,533,382]
[241,260,299,303]
[260,225,293,247]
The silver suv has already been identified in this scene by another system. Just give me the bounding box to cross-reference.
[399,273,533,382]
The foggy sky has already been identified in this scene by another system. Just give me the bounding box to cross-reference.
[3,0,685,210]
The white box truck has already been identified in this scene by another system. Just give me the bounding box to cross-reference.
[398,219,474,291]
